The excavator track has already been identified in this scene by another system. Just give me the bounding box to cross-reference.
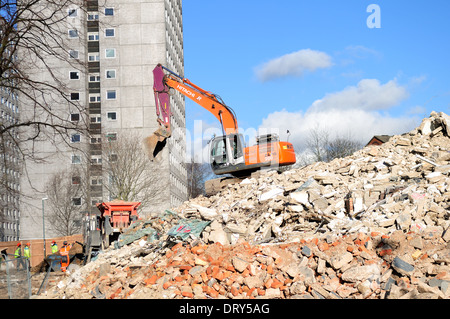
[204,169,273,196]
[205,176,244,196]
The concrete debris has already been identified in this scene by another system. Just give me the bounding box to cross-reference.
[37,112,450,299]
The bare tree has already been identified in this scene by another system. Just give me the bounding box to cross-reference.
[45,130,171,234]
[325,135,363,162]
[305,125,363,164]
[1,1,89,160]
[306,124,329,163]
[186,157,212,198]
[102,132,167,211]
[45,167,83,236]
[0,1,92,238]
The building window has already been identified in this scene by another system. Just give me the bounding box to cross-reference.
[106,69,116,79]
[105,48,115,58]
[72,197,82,206]
[89,73,100,82]
[69,50,79,59]
[90,135,102,144]
[88,53,100,62]
[70,113,80,122]
[106,112,117,121]
[70,71,79,80]
[106,90,116,100]
[72,155,81,164]
[105,28,115,37]
[88,32,99,41]
[89,94,101,103]
[91,177,103,185]
[90,115,101,123]
[68,29,78,38]
[68,9,77,17]
[91,155,102,165]
[71,133,81,143]
[72,176,81,185]
[70,92,80,101]
[107,112,117,120]
[91,199,101,206]
[109,153,118,162]
[105,8,114,16]
[88,12,99,21]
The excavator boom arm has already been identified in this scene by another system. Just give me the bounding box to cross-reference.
[155,65,239,135]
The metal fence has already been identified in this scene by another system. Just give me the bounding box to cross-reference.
[0,256,31,299]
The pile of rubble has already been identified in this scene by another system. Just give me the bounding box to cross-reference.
[38,112,450,299]
[184,111,450,245]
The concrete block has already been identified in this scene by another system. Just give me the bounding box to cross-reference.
[290,191,309,205]
[392,256,414,276]
[341,264,381,283]
[244,274,265,289]
[231,256,248,273]
[298,266,316,286]
[301,246,312,257]
[442,226,450,242]
[330,252,353,270]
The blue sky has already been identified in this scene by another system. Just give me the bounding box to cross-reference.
[181,1,450,160]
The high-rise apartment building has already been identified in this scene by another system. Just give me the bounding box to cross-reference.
[0,73,21,242]
[0,18,21,241]
[19,0,187,240]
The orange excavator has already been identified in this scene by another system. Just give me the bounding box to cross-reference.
[147,64,296,179]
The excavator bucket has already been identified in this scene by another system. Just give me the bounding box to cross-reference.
[145,64,172,160]
[144,124,171,160]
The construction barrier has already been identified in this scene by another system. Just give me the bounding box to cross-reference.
[0,257,31,299]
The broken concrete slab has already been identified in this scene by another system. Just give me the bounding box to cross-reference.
[341,265,381,283]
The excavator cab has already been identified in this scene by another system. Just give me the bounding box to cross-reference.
[210,133,245,174]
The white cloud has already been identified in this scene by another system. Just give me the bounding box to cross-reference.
[309,79,409,112]
[258,78,420,154]
[408,75,427,86]
[260,108,418,150]
[255,49,333,82]
[343,45,382,59]
[407,105,427,115]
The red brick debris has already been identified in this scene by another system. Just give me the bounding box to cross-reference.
[42,228,449,299]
